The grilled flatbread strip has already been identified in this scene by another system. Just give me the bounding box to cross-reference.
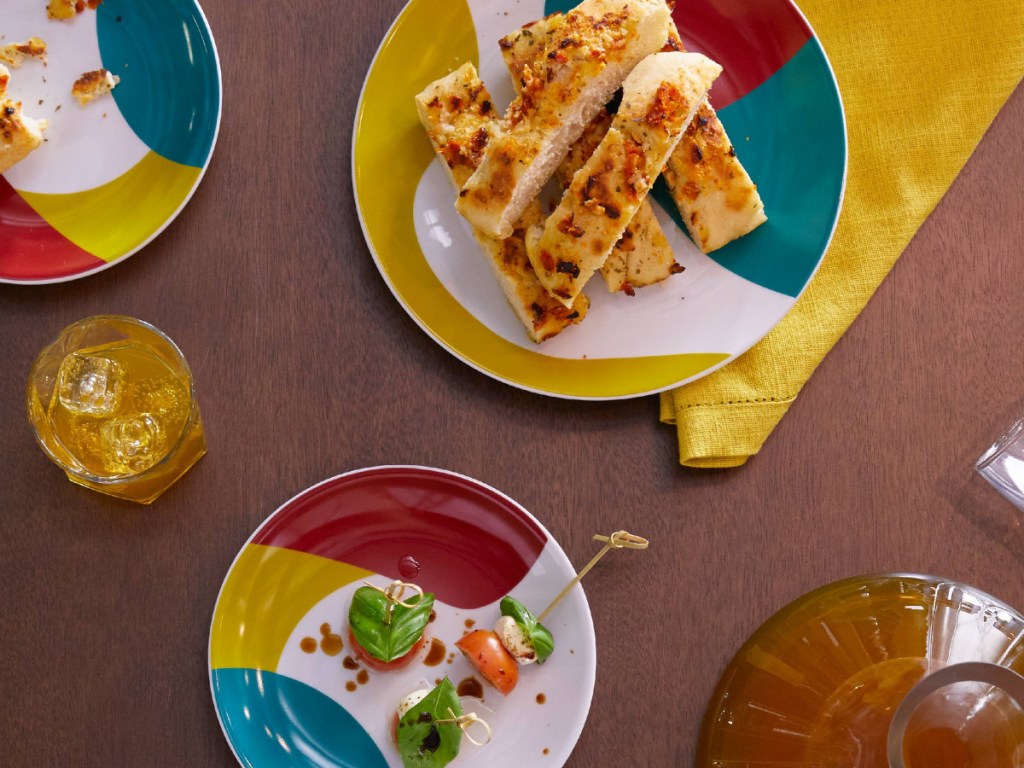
[526,52,720,307]
[500,24,681,294]
[455,0,671,240]
[660,22,766,252]
[415,63,588,344]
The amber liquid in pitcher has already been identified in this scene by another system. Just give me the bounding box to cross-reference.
[698,578,1024,768]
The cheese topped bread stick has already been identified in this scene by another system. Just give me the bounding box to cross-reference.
[415,63,589,343]
[500,22,682,295]
[455,0,671,240]
[526,51,720,307]
[660,21,766,252]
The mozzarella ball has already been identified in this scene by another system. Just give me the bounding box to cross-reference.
[494,615,537,665]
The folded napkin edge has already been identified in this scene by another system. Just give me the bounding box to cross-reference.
[660,391,798,426]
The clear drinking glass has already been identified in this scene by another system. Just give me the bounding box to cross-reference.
[976,415,1024,513]
[887,661,1024,767]
[26,315,206,504]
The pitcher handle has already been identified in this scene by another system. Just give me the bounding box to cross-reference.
[887,661,1024,767]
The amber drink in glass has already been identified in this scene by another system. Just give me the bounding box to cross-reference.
[27,316,205,504]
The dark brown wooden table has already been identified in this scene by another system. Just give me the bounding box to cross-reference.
[2,2,1022,766]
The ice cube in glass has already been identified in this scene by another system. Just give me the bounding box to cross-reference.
[100,412,166,474]
[57,353,123,416]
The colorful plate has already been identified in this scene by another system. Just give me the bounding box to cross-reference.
[209,466,597,768]
[697,574,1024,766]
[352,0,846,400]
[0,0,221,283]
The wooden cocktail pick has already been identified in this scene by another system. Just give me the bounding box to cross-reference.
[537,530,649,622]
[435,708,492,746]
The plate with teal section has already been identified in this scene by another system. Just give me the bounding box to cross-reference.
[0,0,221,284]
[209,466,597,768]
[353,0,846,399]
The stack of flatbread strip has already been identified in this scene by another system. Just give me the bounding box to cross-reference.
[525,51,721,307]
[414,63,589,343]
[659,21,766,252]
[500,26,681,295]
[455,0,671,240]
[0,63,48,174]
[502,9,766,256]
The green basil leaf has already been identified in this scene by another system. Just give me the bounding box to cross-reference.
[348,586,435,662]
[397,678,463,768]
[500,595,555,664]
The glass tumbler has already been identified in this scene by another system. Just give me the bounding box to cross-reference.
[26,315,206,504]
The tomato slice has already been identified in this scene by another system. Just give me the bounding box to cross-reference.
[348,626,426,671]
[455,629,519,695]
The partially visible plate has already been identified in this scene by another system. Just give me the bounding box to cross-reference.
[352,0,846,400]
[0,0,221,283]
[209,466,597,768]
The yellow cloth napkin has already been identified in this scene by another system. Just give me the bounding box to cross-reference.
[660,0,1024,468]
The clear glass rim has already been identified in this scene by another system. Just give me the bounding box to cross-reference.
[977,414,1024,472]
[887,661,1024,767]
[26,314,199,487]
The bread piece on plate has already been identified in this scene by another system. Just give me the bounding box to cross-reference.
[48,0,78,20]
[527,51,720,307]
[0,64,9,98]
[0,38,47,68]
[555,108,680,294]
[455,0,671,240]
[415,63,588,344]
[1,87,49,174]
[660,20,766,252]
[72,68,120,106]
[500,24,681,295]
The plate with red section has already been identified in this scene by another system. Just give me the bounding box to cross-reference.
[0,0,220,283]
[209,466,597,768]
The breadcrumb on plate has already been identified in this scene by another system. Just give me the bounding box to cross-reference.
[72,68,119,105]
[0,38,47,68]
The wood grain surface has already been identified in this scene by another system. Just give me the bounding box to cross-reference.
[1,2,1023,766]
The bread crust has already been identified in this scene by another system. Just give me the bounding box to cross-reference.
[0,96,47,174]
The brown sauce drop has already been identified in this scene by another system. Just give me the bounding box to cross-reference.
[543,748,550,755]
[319,622,332,637]
[345,682,357,692]
[299,637,317,653]
[428,610,437,623]
[423,637,446,667]
[464,618,476,629]
[536,693,546,704]
[342,656,361,670]
[320,632,343,656]
[398,555,421,579]
[356,669,369,685]
[456,676,484,699]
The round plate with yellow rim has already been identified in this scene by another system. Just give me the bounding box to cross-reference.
[352,0,846,399]
[0,0,221,283]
